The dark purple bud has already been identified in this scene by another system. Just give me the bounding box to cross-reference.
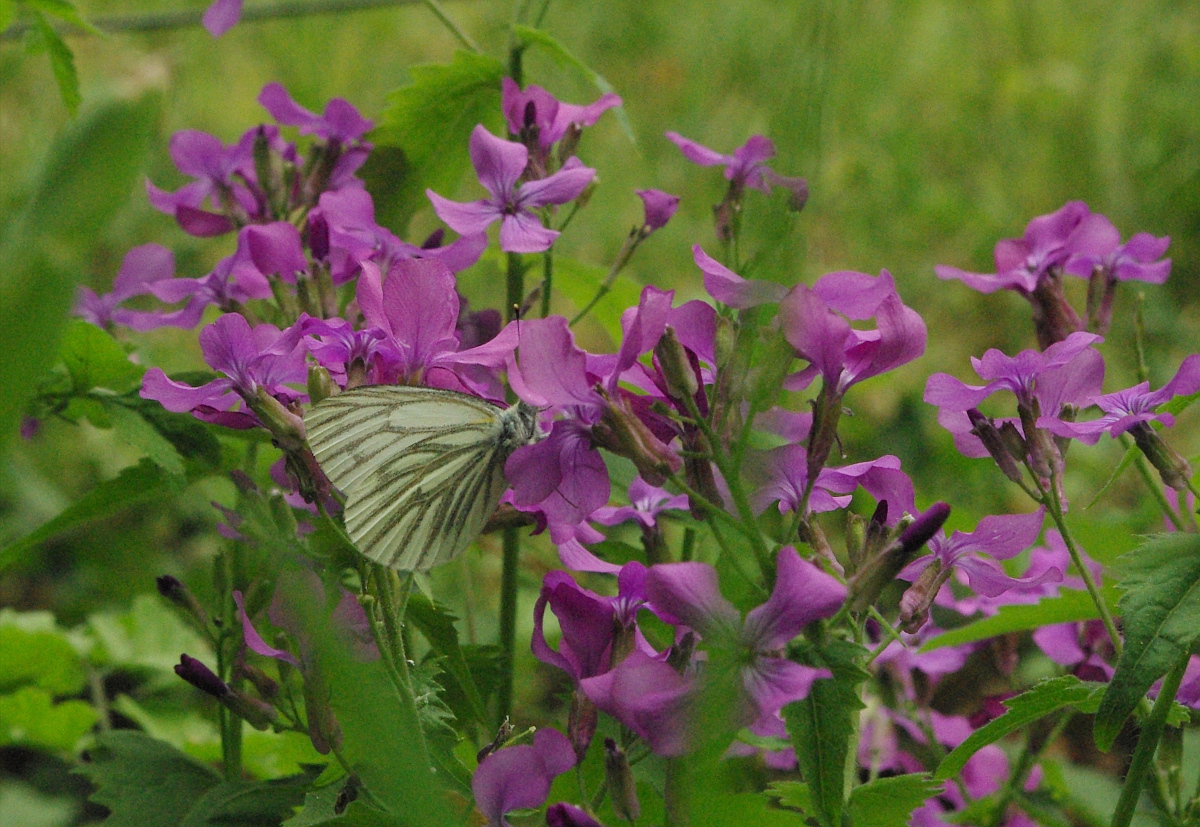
[1130,421,1193,491]
[229,470,260,496]
[175,654,229,698]
[968,409,1024,484]
[898,502,950,557]
[636,189,680,233]
[157,575,213,631]
[523,100,538,131]
[848,502,948,615]
[665,631,696,674]
[604,738,640,822]
[853,500,890,571]
[307,211,330,261]
[420,227,445,250]
[547,803,605,827]
[156,575,185,601]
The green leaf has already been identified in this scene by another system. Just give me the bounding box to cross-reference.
[0,91,158,452]
[124,397,222,470]
[105,403,186,476]
[766,780,812,814]
[405,593,486,726]
[74,731,222,827]
[919,587,1120,652]
[937,676,1105,779]
[30,11,80,115]
[0,460,185,575]
[24,0,101,32]
[178,767,323,827]
[0,686,97,752]
[510,24,634,143]
[58,320,144,393]
[847,774,943,827]
[369,51,506,232]
[1094,534,1200,750]
[784,639,869,827]
[690,790,806,826]
[87,593,211,676]
[0,622,86,695]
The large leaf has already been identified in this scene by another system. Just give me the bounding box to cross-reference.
[936,676,1105,779]
[0,460,185,575]
[367,51,506,232]
[0,621,86,695]
[74,731,222,827]
[58,320,144,393]
[0,686,97,752]
[784,639,869,827]
[550,255,643,343]
[87,593,212,677]
[178,767,323,827]
[0,92,158,452]
[919,586,1119,652]
[1094,534,1200,750]
[847,774,943,827]
[405,593,486,726]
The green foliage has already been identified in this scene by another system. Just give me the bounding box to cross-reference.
[847,774,943,827]
[936,676,1105,780]
[784,639,870,827]
[28,12,79,115]
[0,91,158,453]
[0,619,86,695]
[58,321,144,394]
[87,593,211,677]
[766,780,812,814]
[919,587,1120,652]
[1094,534,1200,751]
[0,460,185,575]
[0,686,96,752]
[405,592,487,727]
[367,51,506,233]
[551,255,643,343]
[690,790,806,826]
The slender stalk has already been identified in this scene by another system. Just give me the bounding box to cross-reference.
[498,525,521,724]
[984,712,1073,827]
[540,250,554,318]
[1110,650,1190,827]
[368,566,431,764]
[864,607,905,666]
[418,0,478,51]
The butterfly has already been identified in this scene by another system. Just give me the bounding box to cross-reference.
[305,385,541,571]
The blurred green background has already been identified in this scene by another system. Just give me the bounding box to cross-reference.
[1,0,1199,784]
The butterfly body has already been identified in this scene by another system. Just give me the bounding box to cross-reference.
[305,385,540,571]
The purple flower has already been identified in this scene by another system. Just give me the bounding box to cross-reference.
[546,803,604,827]
[1032,620,1115,682]
[646,547,846,721]
[233,590,300,667]
[300,316,394,388]
[1063,215,1172,285]
[665,132,777,193]
[74,244,202,332]
[501,78,621,150]
[1044,355,1200,444]
[202,0,242,37]
[580,649,696,756]
[692,245,787,309]
[936,201,1092,295]
[636,189,679,232]
[175,653,229,696]
[750,446,915,524]
[779,269,927,395]
[898,509,1057,631]
[472,728,576,827]
[258,83,373,144]
[592,477,689,530]
[427,125,595,253]
[140,313,307,428]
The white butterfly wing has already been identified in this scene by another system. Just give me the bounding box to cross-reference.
[306,386,521,571]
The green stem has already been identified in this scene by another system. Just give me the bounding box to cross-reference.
[864,607,905,666]
[506,252,526,323]
[540,250,554,318]
[419,0,478,51]
[498,525,521,725]
[1110,650,1190,827]
[368,566,430,764]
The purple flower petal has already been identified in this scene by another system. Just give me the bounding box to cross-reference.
[472,728,575,827]
[233,590,300,665]
[499,210,560,253]
[470,124,529,201]
[425,191,500,236]
[202,0,242,36]
[516,159,596,208]
[743,547,846,650]
[580,650,695,757]
[664,131,731,167]
[636,189,679,231]
[743,657,830,717]
[645,561,741,638]
[692,245,787,308]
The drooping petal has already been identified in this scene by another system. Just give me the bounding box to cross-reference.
[645,562,741,638]
[692,245,787,309]
[233,590,300,666]
[743,547,846,650]
[665,131,731,167]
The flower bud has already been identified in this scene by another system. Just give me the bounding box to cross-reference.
[967,409,1024,484]
[234,655,280,701]
[604,738,640,822]
[567,692,598,765]
[848,502,949,615]
[593,389,682,486]
[898,561,946,633]
[175,654,229,698]
[557,123,584,167]
[225,687,281,731]
[654,326,699,401]
[636,189,680,233]
[252,387,307,452]
[307,211,330,262]
[547,803,605,827]
[307,365,335,405]
[157,575,212,633]
[1130,421,1193,491]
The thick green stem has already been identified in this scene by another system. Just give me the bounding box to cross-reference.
[498,525,521,725]
[1110,650,1190,827]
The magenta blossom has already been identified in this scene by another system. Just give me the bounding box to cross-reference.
[1063,214,1172,285]
[427,125,595,253]
[637,189,680,232]
[501,78,621,150]
[74,244,201,332]
[647,546,846,722]
[258,83,372,144]
[472,728,576,827]
[779,269,927,395]
[140,313,307,429]
[692,245,787,309]
[592,477,689,530]
[750,446,915,524]
[580,649,696,757]
[202,0,241,37]
[667,132,785,195]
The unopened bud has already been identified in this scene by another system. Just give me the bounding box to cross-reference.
[235,656,280,701]
[307,365,335,405]
[898,560,946,633]
[848,502,949,615]
[252,388,307,452]
[1130,421,1193,491]
[175,654,229,698]
[226,687,280,731]
[420,227,445,250]
[654,326,699,400]
[478,718,514,764]
[557,123,584,166]
[307,211,330,261]
[666,632,696,674]
[604,738,640,822]
[968,409,1024,484]
[567,693,597,765]
[157,575,212,633]
[593,389,682,486]
[636,189,680,234]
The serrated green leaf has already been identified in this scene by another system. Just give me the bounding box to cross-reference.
[510,24,633,143]
[766,780,812,814]
[0,92,158,452]
[105,403,186,475]
[59,320,144,393]
[0,460,185,575]
[937,676,1105,779]
[368,51,506,232]
[179,767,322,827]
[123,396,223,469]
[87,593,211,676]
[30,12,80,115]
[0,623,86,695]
[1094,534,1200,750]
[847,774,943,827]
[74,731,222,827]
[406,593,486,727]
[920,587,1119,652]
[785,640,869,827]
[0,686,96,752]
